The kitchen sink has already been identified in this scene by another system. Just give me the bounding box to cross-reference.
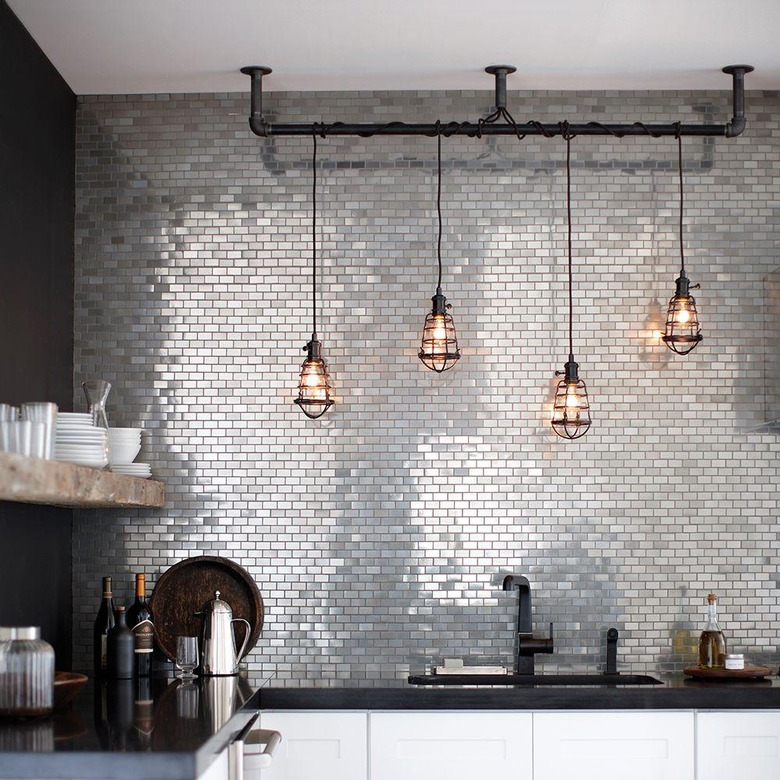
[408,673,663,686]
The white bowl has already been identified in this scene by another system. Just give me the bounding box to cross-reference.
[109,427,142,437]
[109,442,141,465]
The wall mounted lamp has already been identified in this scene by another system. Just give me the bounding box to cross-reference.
[551,131,592,440]
[419,129,461,372]
[294,132,334,419]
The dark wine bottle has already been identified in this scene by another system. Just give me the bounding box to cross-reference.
[126,573,154,677]
[93,576,116,677]
[107,606,134,679]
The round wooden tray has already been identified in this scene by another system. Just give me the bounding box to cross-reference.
[150,556,264,662]
[683,665,774,680]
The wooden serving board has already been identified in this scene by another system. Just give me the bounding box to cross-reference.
[683,665,774,680]
[150,555,264,662]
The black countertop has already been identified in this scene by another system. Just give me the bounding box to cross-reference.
[0,675,260,780]
[2,668,780,779]
[254,668,780,711]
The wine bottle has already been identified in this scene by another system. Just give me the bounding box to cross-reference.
[126,573,154,677]
[107,606,135,679]
[697,592,727,669]
[93,576,116,677]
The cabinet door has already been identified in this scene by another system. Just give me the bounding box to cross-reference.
[370,711,533,780]
[696,711,780,780]
[534,711,694,780]
[257,711,367,780]
[198,749,229,780]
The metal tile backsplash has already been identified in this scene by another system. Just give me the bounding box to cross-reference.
[73,88,780,677]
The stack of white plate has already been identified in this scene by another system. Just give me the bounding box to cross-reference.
[111,462,152,479]
[55,413,109,469]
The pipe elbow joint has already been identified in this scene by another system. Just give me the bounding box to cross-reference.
[248,115,270,138]
[726,116,747,138]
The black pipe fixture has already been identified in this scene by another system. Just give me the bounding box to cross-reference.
[241,65,753,139]
[419,128,461,373]
[551,130,592,440]
[662,129,703,355]
[294,132,334,419]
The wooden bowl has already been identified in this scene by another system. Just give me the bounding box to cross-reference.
[54,672,88,709]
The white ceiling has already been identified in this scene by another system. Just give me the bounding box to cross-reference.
[8,0,780,95]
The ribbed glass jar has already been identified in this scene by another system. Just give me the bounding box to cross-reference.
[0,627,55,717]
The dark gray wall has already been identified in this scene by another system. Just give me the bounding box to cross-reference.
[0,0,75,668]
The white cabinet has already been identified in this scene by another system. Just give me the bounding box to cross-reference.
[534,711,695,780]
[197,749,229,780]
[257,711,367,780]
[370,711,533,780]
[696,711,780,780]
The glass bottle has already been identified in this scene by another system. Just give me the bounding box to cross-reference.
[94,576,116,676]
[697,592,727,669]
[82,379,112,465]
[107,607,135,680]
[126,573,154,677]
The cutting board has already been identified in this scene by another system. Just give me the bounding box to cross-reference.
[683,665,774,680]
[150,555,264,662]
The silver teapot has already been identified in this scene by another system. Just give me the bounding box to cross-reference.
[199,591,251,676]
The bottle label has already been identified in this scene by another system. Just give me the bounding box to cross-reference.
[132,620,155,653]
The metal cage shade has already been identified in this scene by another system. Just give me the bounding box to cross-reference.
[551,377,592,440]
[419,311,461,373]
[294,352,334,419]
[662,293,702,355]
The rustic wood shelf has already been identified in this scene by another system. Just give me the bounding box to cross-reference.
[0,452,165,508]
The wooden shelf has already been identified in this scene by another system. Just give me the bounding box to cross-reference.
[0,452,165,508]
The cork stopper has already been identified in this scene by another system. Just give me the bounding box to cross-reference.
[707,593,717,605]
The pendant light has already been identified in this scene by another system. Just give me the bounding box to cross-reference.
[294,132,334,419]
[551,132,592,440]
[662,130,702,355]
[418,128,461,372]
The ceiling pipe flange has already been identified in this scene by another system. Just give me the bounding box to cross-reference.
[240,66,273,136]
[722,64,754,137]
[485,65,517,110]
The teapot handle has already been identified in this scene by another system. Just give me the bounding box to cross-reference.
[232,618,252,661]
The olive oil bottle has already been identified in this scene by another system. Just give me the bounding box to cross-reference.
[697,592,727,669]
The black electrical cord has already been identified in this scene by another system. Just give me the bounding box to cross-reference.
[676,123,686,276]
[565,132,574,362]
[311,129,318,337]
[436,125,443,290]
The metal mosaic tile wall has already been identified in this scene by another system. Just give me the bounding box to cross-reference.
[73,88,780,677]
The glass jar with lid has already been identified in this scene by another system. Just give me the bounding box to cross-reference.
[0,627,55,717]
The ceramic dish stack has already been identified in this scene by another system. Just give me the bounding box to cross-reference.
[54,412,109,469]
[108,427,152,479]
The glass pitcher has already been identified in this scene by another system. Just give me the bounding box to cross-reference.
[82,380,112,466]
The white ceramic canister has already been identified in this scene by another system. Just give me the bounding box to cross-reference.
[0,627,55,717]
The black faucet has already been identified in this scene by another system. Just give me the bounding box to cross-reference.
[605,627,619,675]
[502,574,554,674]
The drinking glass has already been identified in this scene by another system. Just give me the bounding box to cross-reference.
[20,402,58,459]
[0,404,18,423]
[175,636,199,680]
